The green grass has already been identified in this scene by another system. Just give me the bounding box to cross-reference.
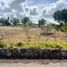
[0,40,67,48]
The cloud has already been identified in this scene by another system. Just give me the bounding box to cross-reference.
[0,0,67,23]
[27,0,58,6]
[30,7,38,16]
[41,0,67,23]
[56,0,67,9]
[0,0,14,10]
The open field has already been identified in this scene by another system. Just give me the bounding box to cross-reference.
[0,26,66,43]
[0,26,67,48]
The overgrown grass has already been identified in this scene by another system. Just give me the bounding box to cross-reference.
[0,40,67,48]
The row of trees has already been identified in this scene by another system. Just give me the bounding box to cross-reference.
[0,17,19,26]
[0,9,67,31]
[0,9,67,42]
[0,16,34,26]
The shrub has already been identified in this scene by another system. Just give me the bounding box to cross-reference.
[0,40,6,48]
[0,40,66,49]
[16,42,24,48]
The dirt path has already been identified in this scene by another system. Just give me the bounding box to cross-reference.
[0,60,67,67]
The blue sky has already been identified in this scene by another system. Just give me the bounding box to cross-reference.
[0,0,67,23]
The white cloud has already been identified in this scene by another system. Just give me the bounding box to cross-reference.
[40,0,67,23]
[11,9,17,13]
[0,0,14,10]
[0,0,67,23]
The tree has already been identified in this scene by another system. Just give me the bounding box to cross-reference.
[53,9,67,31]
[21,17,32,42]
[0,18,5,25]
[5,17,11,26]
[38,19,46,27]
[53,10,63,30]
[21,17,30,27]
[61,9,67,23]
[53,10,62,23]
[38,19,46,33]
[10,18,19,26]
[53,9,67,23]
[0,17,11,26]
[53,9,67,41]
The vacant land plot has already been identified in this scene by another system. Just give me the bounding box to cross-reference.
[0,26,66,43]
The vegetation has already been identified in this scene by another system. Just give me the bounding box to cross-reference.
[0,17,11,26]
[0,9,67,32]
[10,18,19,26]
[0,40,67,48]
[0,9,67,48]
[53,9,67,31]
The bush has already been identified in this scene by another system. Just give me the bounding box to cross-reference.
[0,40,7,48]
[16,42,24,48]
[0,40,66,49]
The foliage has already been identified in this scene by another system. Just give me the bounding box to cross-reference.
[16,42,24,48]
[0,17,11,26]
[53,9,67,23]
[10,18,19,26]
[61,9,67,23]
[0,40,67,48]
[38,18,46,27]
[53,9,67,30]
[21,17,30,27]
[0,40,7,48]
[53,9,67,31]
[38,18,46,34]
[53,10,62,23]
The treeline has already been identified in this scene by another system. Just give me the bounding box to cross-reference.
[0,17,35,27]
[0,9,67,31]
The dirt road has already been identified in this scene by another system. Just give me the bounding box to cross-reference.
[0,60,67,67]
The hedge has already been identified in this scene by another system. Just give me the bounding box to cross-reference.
[0,48,67,59]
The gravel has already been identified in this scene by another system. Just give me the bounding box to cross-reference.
[0,60,67,67]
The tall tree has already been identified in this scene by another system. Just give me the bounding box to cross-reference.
[53,10,62,23]
[21,17,32,42]
[38,18,46,33]
[53,9,67,41]
[21,17,30,27]
[0,17,10,26]
[53,9,67,31]
[61,9,67,23]
[53,9,67,24]
[38,19,46,27]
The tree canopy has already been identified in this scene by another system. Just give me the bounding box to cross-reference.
[53,9,67,23]
[10,18,19,25]
[53,9,67,31]
[0,17,11,26]
[21,17,29,24]
[38,19,46,27]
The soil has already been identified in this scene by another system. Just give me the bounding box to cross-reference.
[0,26,66,43]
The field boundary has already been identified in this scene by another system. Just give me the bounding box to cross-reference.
[0,48,67,59]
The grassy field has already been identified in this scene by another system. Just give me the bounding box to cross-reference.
[0,26,67,48]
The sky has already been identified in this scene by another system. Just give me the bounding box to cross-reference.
[0,0,67,23]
